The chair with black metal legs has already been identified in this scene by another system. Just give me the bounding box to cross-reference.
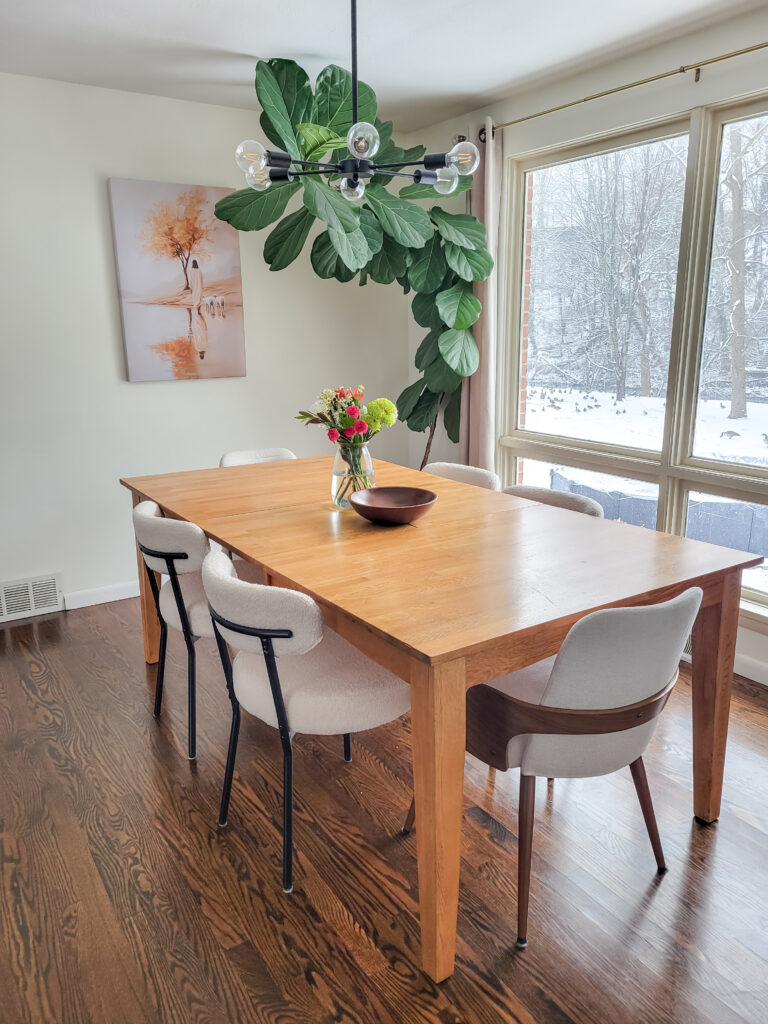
[133,501,212,760]
[202,549,411,893]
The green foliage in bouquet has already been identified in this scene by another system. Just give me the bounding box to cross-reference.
[215,58,493,465]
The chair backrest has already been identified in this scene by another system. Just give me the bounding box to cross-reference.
[520,587,702,778]
[202,549,323,657]
[423,461,501,491]
[503,483,604,518]
[219,447,297,468]
[133,501,208,575]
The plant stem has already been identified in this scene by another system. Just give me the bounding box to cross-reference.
[420,416,438,470]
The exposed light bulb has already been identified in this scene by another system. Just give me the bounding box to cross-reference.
[245,163,271,191]
[347,121,380,159]
[236,139,267,172]
[447,140,480,175]
[434,165,459,195]
[340,177,366,203]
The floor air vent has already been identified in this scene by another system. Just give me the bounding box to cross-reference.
[0,574,63,623]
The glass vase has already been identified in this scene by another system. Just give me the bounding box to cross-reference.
[331,443,375,508]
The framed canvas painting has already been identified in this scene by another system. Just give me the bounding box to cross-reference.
[109,178,246,382]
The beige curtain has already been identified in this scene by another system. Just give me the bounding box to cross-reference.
[459,115,502,470]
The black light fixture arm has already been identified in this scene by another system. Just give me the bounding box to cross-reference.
[351,0,358,124]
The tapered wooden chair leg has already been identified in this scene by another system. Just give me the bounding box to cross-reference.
[629,757,667,873]
[402,797,416,835]
[517,774,536,948]
[343,733,352,762]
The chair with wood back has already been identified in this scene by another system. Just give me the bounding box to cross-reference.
[219,447,297,467]
[132,500,212,759]
[423,461,501,491]
[202,549,411,893]
[405,588,701,948]
[503,483,604,517]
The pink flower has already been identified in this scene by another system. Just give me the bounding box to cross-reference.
[343,425,357,439]
[346,405,360,419]
[355,419,368,434]
[327,428,340,442]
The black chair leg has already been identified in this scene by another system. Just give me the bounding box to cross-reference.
[402,797,416,835]
[185,639,197,760]
[153,622,168,718]
[218,702,241,827]
[343,733,352,762]
[517,774,536,949]
[630,757,667,872]
[282,739,294,893]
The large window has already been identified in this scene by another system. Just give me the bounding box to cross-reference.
[500,101,768,605]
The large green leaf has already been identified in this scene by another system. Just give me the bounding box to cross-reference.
[436,281,482,330]
[259,111,285,150]
[424,355,462,394]
[313,65,376,135]
[401,144,427,163]
[263,208,315,271]
[397,378,426,420]
[363,187,434,249]
[447,243,493,282]
[255,60,306,159]
[430,207,487,250]
[438,328,480,376]
[367,235,409,284]
[214,181,300,232]
[329,226,371,271]
[311,231,356,282]
[359,208,383,256]
[297,123,347,161]
[415,330,440,370]
[399,175,473,200]
[407,388,442,431]
[302,177,359,233]
[443,387,462,442]
[408,235,446,293]
[411,292,442,330]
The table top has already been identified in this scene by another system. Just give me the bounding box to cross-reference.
[122,457,762,668]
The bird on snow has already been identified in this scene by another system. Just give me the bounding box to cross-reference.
[720,430,741,439]
[720,403,726,409]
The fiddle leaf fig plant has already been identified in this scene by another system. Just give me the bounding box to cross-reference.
[215,58,493,466]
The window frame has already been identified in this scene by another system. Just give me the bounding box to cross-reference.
[497,95,768,606]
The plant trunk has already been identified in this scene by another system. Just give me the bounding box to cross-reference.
[420,416,438,470]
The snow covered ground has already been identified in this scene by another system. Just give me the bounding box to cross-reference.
[522,388,768,467]
[519,388,768,593]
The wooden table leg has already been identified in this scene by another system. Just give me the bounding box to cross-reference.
[132,494,161,664]
[690,569,741,823]
[410,658,466,982]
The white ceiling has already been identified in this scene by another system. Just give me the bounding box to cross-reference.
[0,0,761,130]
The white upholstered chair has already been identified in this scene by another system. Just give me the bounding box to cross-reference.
[503,483,604,518]
[423,461,501,491]
[202,549,411,892]
[219,447,297,467]
[406,588,702,948]
[133,501,213,760]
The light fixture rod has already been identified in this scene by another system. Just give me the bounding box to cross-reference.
[351,0,358,124]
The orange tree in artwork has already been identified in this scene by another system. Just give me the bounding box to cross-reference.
[142,188,213,291]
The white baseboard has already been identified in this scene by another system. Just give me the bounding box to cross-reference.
[64,580,139,610]
[734,652,768,688]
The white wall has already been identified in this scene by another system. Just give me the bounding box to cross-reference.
[0,73,411,605]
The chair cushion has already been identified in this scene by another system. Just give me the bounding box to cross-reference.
[159,573,214,638]
[232,628,411,735]
[485,657,555,770]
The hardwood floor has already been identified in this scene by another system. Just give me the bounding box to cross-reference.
[0,598,767,1023]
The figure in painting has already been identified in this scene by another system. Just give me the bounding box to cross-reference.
[189,258,204,312]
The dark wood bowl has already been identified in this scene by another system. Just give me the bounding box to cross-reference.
[349,486,438,525]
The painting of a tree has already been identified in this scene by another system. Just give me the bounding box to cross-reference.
[142,187,214,291]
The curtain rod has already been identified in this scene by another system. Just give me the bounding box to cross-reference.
[484,39,768,138]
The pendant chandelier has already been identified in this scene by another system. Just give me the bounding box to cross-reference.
[234,0,480,202]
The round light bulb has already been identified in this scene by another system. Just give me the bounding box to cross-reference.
[236,139,267,172]
[347,121,380,159]
[434,165,459,195]
[340,177,366,203]
[447,140,480,175]
[245,163,271,191]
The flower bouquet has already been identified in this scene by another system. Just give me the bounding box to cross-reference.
[297,386,397,508]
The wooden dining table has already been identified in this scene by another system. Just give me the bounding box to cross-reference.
[121,456,761,982]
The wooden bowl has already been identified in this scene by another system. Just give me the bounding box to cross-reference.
[349,486,438,525]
